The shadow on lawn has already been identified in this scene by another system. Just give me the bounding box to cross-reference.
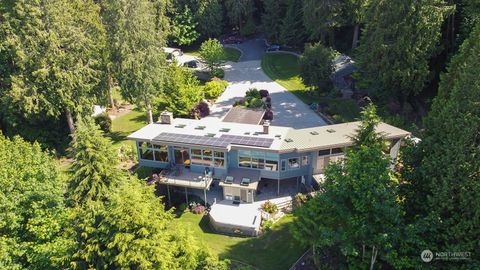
[217,217,306,270]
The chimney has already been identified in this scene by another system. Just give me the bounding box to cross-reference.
[263,120,270,134]
[160,111,173,124]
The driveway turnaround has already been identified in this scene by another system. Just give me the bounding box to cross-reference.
[206,38,327,129]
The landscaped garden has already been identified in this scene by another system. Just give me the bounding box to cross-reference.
[261,52,360,123]
[174,212,306,270]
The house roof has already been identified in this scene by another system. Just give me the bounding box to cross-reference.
[127,118,410,152]
[222,107,265,125]
[333,54,356,78]
[280,121,411,152]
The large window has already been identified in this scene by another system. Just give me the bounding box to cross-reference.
[190,148,225,167]
[288,158,299,169]
[318,148,346,156]
[139,142,168,162]
[238,150,278,171]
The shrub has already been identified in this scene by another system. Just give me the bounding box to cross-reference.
[263,110,274,121]
[191,101,210,118]
[261,201,278,214]
[246,97,263,108]
[178,203,188,212]
[118,143,137,162]
[211,68,224,78]
[294,193,308,207]
[245,88,261,99]
[93,112,112,132]
[191,204,206,214]
[262,219,274,232]
[259,89,269,98]
[204,80,228,99]
[300,42,334,92]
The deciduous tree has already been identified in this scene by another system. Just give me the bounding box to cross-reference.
[171,5,200,46]
[199,38,226,72]
[299,43,335,92]
[0,133,70,269]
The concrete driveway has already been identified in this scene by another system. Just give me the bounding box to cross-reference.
[206,38,327,129]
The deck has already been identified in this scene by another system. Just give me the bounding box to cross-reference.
[158,167,213,190]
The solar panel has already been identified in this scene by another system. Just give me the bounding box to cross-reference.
[152,133,274,148]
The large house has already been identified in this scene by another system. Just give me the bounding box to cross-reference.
[128,111,410,205]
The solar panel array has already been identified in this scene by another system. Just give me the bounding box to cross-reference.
[220,134,274,148]
[152,132,274,148]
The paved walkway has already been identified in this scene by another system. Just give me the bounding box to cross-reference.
[205,38,327,129]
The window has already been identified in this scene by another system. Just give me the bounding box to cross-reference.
[214,151,224,158]
[302,156,309,166]
[252,158,265,169]
[139,142,154,160]
[190,148,216,166]
[281,160,287,171]
[239,156,251,168]
[213,151,225,168]
[318,149,330,156]
[265,159,278,171]
[331,148,343,154]
[288,158,300,169]
[191,149,202,155]
[152,144,169,162]
[203,149,212,157]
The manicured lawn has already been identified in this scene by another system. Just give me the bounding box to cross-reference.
[261,52,360,122]
[174,213,306,270]
[184,47,241,62]
[109,109,147,148]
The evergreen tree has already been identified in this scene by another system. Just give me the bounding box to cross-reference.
[195,0,224,38]
[224,0,255,30]
[292,104,401,269]
[70,178,228,269]
[355,0,452,101]
[261,0,285,43]
[347,0,371,49]
[0,0,106,134]
[68,118,124,205]
[104,0,167,123]
[303,0,345,46]
[171,5,200,46]
[279,0,305,47]
[401,22,480,268]
[0,133,70,269]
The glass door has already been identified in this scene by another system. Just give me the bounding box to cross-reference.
[174,147,190,166]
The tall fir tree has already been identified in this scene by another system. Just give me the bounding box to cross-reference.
[68,117,124,205]
[261,0,285,43]
[279,0,305,47]
[195,0,224,38]
[401,22,480,268]
[0,0,106,134]
[355,0,452,102]
[292,104,401,269]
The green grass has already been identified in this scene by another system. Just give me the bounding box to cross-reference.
[223,47,242,62]
[108,109,147,149]
[184,47,242,62]
[174,213,306,270]
[261,52,360,122]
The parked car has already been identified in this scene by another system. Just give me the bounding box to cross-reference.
[183,60,199,68]
[222,34,245,44]
[266,44,281,51]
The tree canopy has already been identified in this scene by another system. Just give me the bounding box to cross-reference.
[299,43,335,92]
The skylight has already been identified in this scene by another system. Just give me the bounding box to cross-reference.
[205,133,216,137]
[175,124,186,128]
[310,131,319,135]
[219,128,230,132]
[327,129,336,133]
[195,126,206,130]
[284,138,293,143]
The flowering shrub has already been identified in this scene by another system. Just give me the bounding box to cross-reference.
[191,204,206,214]
[259,89,269,98]
[261,201,278,214]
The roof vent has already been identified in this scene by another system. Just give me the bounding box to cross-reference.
[175,124,186,128]
[284,138,293,143]
[310,131,319,135]
[160,111,173,124]
[205,133,216,137]
[275,134,281,138]
[219,128,230,132]
[195,126,206,130]
[244,132,251,135]
[327,129,336,133]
